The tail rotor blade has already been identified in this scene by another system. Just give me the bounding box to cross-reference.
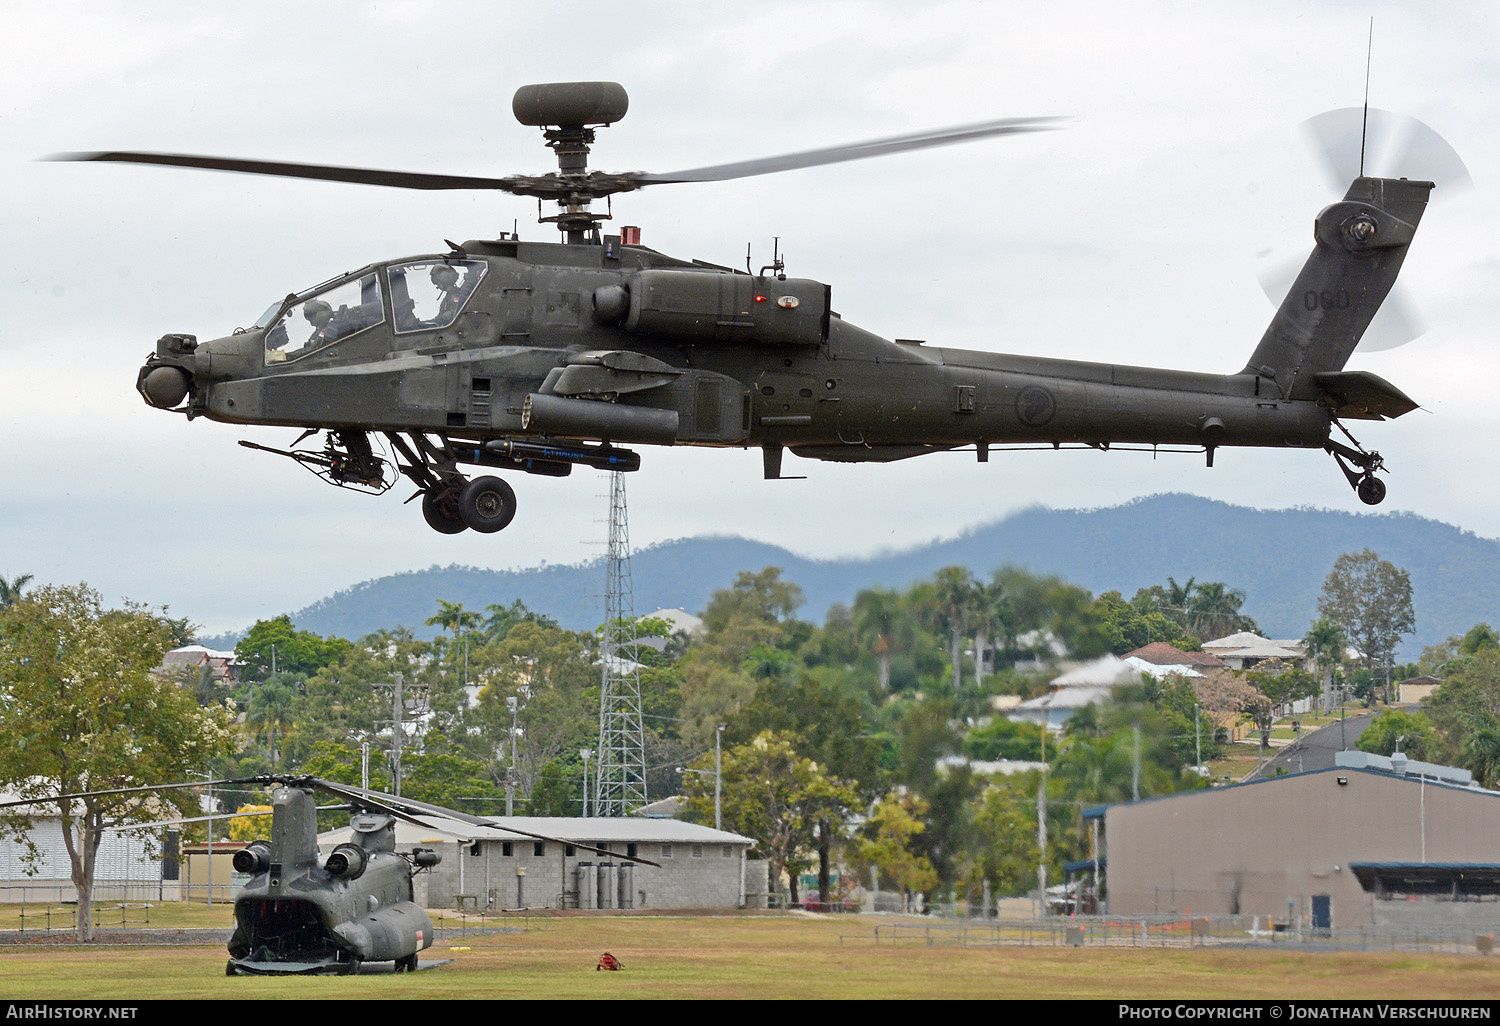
[1302,107,1470,191]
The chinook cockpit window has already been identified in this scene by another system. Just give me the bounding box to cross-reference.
[264,272,384,363]
[388,259,486,333]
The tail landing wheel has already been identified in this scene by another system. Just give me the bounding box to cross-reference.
[1356,474,1387,506]
[1326,421,1388,506]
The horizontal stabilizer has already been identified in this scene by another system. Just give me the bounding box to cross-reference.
[1313,370,1418,420]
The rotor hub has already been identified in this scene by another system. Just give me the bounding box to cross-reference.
[512,83,631,243]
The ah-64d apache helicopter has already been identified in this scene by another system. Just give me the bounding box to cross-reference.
[70,82,1435,532]
[0,774,654,975]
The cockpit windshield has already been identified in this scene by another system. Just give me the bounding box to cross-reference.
[263,272,384,363]
[388,259,486,333]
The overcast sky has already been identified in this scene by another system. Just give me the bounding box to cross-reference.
[2,0,1495,635]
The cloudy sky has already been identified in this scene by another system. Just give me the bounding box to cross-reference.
[2,0,1495,635]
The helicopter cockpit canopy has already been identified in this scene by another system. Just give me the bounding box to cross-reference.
[388,258,487,333]
[262,271,384,363]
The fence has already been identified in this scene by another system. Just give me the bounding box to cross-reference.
[0,881,167,905]
[841,913,1500,956]
[5,901,160,935]
[430,907,554,938]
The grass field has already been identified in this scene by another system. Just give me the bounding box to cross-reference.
[2,911,1498,1000]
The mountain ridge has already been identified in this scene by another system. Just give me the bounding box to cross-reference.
[200,494,1497,658]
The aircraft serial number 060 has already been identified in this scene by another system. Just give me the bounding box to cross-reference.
[1303,289,1352,311]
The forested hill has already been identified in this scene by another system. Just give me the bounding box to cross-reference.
[205,494,1500,654]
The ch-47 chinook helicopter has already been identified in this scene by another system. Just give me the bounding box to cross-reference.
[0,774,655,975]
[69,81,1436,533]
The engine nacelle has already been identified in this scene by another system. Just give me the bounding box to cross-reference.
[324,843,368,880]
[617,270,830,346]
[232,841,271,875]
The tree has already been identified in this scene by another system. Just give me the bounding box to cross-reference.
[931,566,978,690]
[729,674,883,903]
[678,568,807,745]
[0,584,236,941]
[683,731,856,905]
[852,588,913,691]
[245,673,301,768]
[471,621,597,803]
[426,599,484,684]
[1092,591,1194,655]
[0,572,33,608]
[1317,550,1416,692]
[227,804,274,842]
[483,599,558,641]
[234,615,350,683]
[859,792,938,906]
[1303,617,1346,711]
[967,778,1043,897]
[1184,581,1257,642]
[1357,709,1441,761]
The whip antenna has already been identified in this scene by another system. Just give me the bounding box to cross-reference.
[1360,17,1374,177]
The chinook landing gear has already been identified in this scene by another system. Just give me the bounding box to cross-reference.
[1325,421,1388,506]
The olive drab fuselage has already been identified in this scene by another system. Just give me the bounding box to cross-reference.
[137,175,1432,529]
[226,785,436,975]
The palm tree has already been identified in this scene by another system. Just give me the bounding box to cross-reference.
[1461,716,1500,788]
[0,572,33,608]
[933,567,978,690]
[852,588,912,691]
[427,600,484,683]
[1303,617,1346,713]
[1163,576,1196,629]
[970,580,1012,689]
[1186,582,1252,642]
[246,675,299,768]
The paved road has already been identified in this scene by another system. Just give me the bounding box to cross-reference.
[1242,709,1378,781]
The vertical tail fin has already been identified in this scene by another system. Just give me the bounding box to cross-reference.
[1242,177,1432,397]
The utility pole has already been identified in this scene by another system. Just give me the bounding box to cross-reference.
[1194,703,1202,771]
[715,724,724,832]
[506,695,519,816]
[1037,724,1048,913]
[373,672,429,797]
[1132,725,1141,802]
[580,748,593,817]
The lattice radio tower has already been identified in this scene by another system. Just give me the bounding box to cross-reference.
[594,471,647,816]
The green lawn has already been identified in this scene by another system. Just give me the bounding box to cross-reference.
[1,913,1497,1000]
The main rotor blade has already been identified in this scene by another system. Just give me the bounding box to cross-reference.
[308,778,660,867]
[0,776,270,811]
[50,152,521,192]
[636,115,1066,184]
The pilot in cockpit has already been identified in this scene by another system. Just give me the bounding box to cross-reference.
[431,263,464,322]
[303,299,337,346]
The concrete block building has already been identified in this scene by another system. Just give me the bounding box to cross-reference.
[321,814,764,911]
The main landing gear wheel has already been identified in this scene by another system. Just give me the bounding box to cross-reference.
[459,475,517,533]
[1357,475,1387,506]
[397,953,419,972]
[422,489,468,534]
